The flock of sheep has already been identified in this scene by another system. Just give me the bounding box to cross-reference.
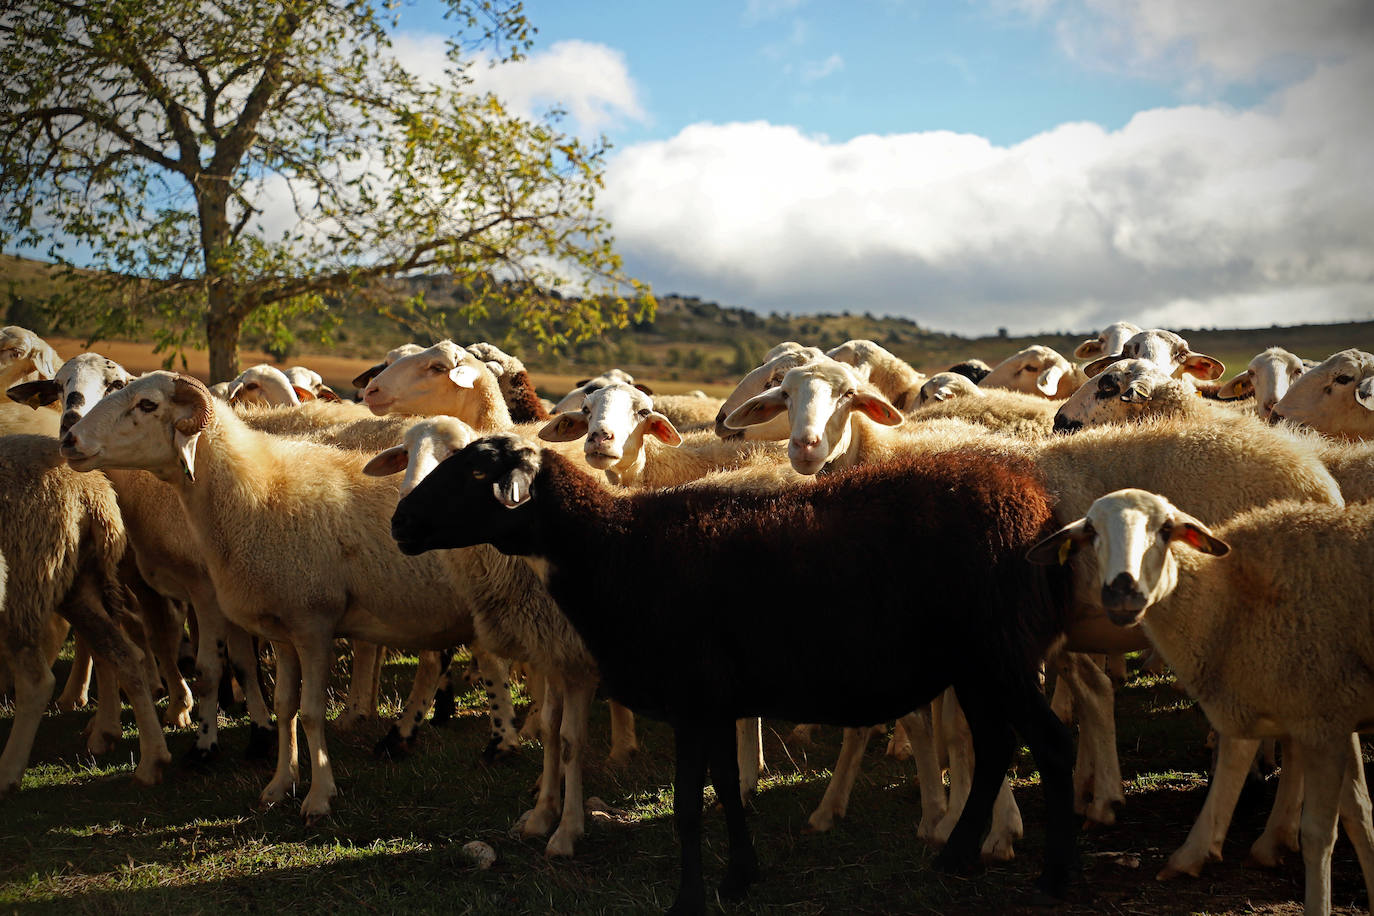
[1,319,1372,914]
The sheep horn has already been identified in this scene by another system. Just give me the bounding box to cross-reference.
[171,374,214,436]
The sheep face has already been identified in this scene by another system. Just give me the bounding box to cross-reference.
[1028,488,1228,626]
[714,344,824,441]
[1215,347,1306,419]
[225,364,307,408]
[391,433,541,557]
[363,416,476,496]
[1052,359,1175,433]
[539,383,681,471]
[979,345,1075,398]
[724,358,902,475]
[1082,329,1224,381]
[1073,321,1142,361]
[7,352,133,435]
[1271,348,1374,441]
[0,325,60,387]
[916,371,984,408]
[351,343,425,390]
[552,368,643,414]
[362,340,485,416]
[285,366,341,402]
[62,371,213,483]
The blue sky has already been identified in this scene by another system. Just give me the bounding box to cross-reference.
[376,0,1374,336]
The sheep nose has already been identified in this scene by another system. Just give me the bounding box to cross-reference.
[1052,412,1082,435]
[60,411,82,435]
[714,409,740,440]
[1100,572,1143,610]
[60,429,79,453]
[1267,409,1284,426]
[791,434,820,450]
[589,429,614,444]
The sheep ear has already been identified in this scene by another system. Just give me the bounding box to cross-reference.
[225,381,245,403]
[1167,518,1229,556]
[1119,379,1154,403]
[1036,364,1066,396]
[574,378,592,388]
[449,364,480,389]
[171,375,213,482]
[1180,353,1225,381]
[292,385,316,402]
[493,469,534,508]
[539,412,589,442]
[1026,518,1094,565]
[723,388,787,429]
[363,446,409,477]
[633,382,654,396]
[853,391,903,426]
[1082,354,1125,378]
[317,387,342,403]
[480,359,504,378]
[352,362,385,389]
[1073,339,1106,360]
[1357,378,1374,412]
[7,378,62,409]
[643,413,682,446]
[1214,371,1253,401]
[31,347,60,379]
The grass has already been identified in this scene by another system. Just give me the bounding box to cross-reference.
[2,652,1370,914]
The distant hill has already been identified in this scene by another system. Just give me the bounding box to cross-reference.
[3,253,1371,392]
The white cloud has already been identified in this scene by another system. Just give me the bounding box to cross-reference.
[599,55,1374,335]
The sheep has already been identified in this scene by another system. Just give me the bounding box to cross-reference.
[1080,328,1225,382]
[1072,321,1142,362]
[552,368,646,414]
[0,434,172,795]
[284,366,343,402]
[1029,488,1374,916]
[713,342,827,441]
[979,345,1085,399]
[915,371,984,407]
[1213,346,1311,419]
[389,432,1080,914]
[0,325,61,390]
[649,393,728,433]
[61,372,519,821]
[225,363,314,407]
[1272,348,1374,441]
[944,358,993,384]
[10,353,276,759]
[464,342,551,423]
[363,340,513,429]
[826,339,927,411]
[911,385,1059,439]
[350,343,425,391]
[727,354,1346,847]
[363,416,626,856]
[1317,438,1374,503]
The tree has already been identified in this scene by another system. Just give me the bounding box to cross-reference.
[0,0,651,381]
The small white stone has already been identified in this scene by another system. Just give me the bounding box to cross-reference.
[461,840,497,870]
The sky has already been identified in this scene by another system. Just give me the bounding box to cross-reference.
[382,0,1374,337]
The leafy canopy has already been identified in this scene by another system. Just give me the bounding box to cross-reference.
[0,0,652,376]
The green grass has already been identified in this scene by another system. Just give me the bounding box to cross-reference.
[2,652,1370,914]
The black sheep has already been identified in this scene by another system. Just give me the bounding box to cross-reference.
[391,433,1078,915]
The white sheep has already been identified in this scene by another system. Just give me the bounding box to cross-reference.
[225,363,314,407]
[1080,328,1225,382]
[284,366,342,402]
[551,367,644,414]
[1213,346,1311,419]
[0,434,172,794]
[464,342,552,423]
[1072,321,1142,362]
[1272,348,1374,441]
[979,345,1085,399]
[713,342,827,441]
[0,325,60,390]
[910,385,1059,439]
[62,372,520,821]
[915,371,984,407]
[350,343,425,392]
[826,339,927,411]
[1029,489,1374,916]
[363,340,513,429]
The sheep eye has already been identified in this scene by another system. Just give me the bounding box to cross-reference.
[472,469,489,481]
[1335,374,1354,385]
[1096,377,1120,398]
[136,399,157,413]
[245,382,259,390]
[637,408,651,418]
[107,379,126,391]
[580,404,590,415]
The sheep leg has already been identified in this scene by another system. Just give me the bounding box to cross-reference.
[55,631,92,710]
[65,576,171,785]
[0,643,55,795]
[668,723,710,916]
[222,623,273,756]
[1250,737,1304,867]
[518,666,546,742]
[475,648,519,761]
[1159,735,1260,878]
[807,725,875,832]
[1337,732,1374,910]
[1296,736,1348,916]
[934,689,973,843]
[83,655,122,754]
[1104,652,1128,687]
[606,699,638,765]
[736,717,763,803]
[1003,675,1078,897]
[901,706,948,841]
[378,650,444,756]
[982,773,1025,863]
[788,723,819,745]
[1059,651,1123,824]
[293,636,338,823]
[338,640,381,730]
[708,718,759,901]
[885,715,913,760]
[546,678,592,857]
[137,588,193,729]
[260,640,301,808]
[520,674,564,839]
[935,686,1016,875]
[186,602,230,760]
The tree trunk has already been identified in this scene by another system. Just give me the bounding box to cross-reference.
[197,175,241,382]
[206,303,243,383]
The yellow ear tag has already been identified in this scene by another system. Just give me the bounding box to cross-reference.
[1057,538,1072,566]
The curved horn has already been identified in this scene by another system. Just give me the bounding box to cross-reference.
[171,374,214,437]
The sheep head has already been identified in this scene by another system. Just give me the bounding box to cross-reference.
[62,371,215,483]
[1271,348,1374,441]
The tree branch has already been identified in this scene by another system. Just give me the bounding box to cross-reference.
[4,106,182,173]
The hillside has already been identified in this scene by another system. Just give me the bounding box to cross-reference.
[4,253,1371,396]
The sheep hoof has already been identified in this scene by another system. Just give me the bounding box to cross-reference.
[1156,861,1202,880]
[85,730,119,756]
[375,726,414,760]
[480,737,518,765]
[430,690,455,727]
[244,725,275,761]
[718,859,759,901]
[183,743,220,767]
